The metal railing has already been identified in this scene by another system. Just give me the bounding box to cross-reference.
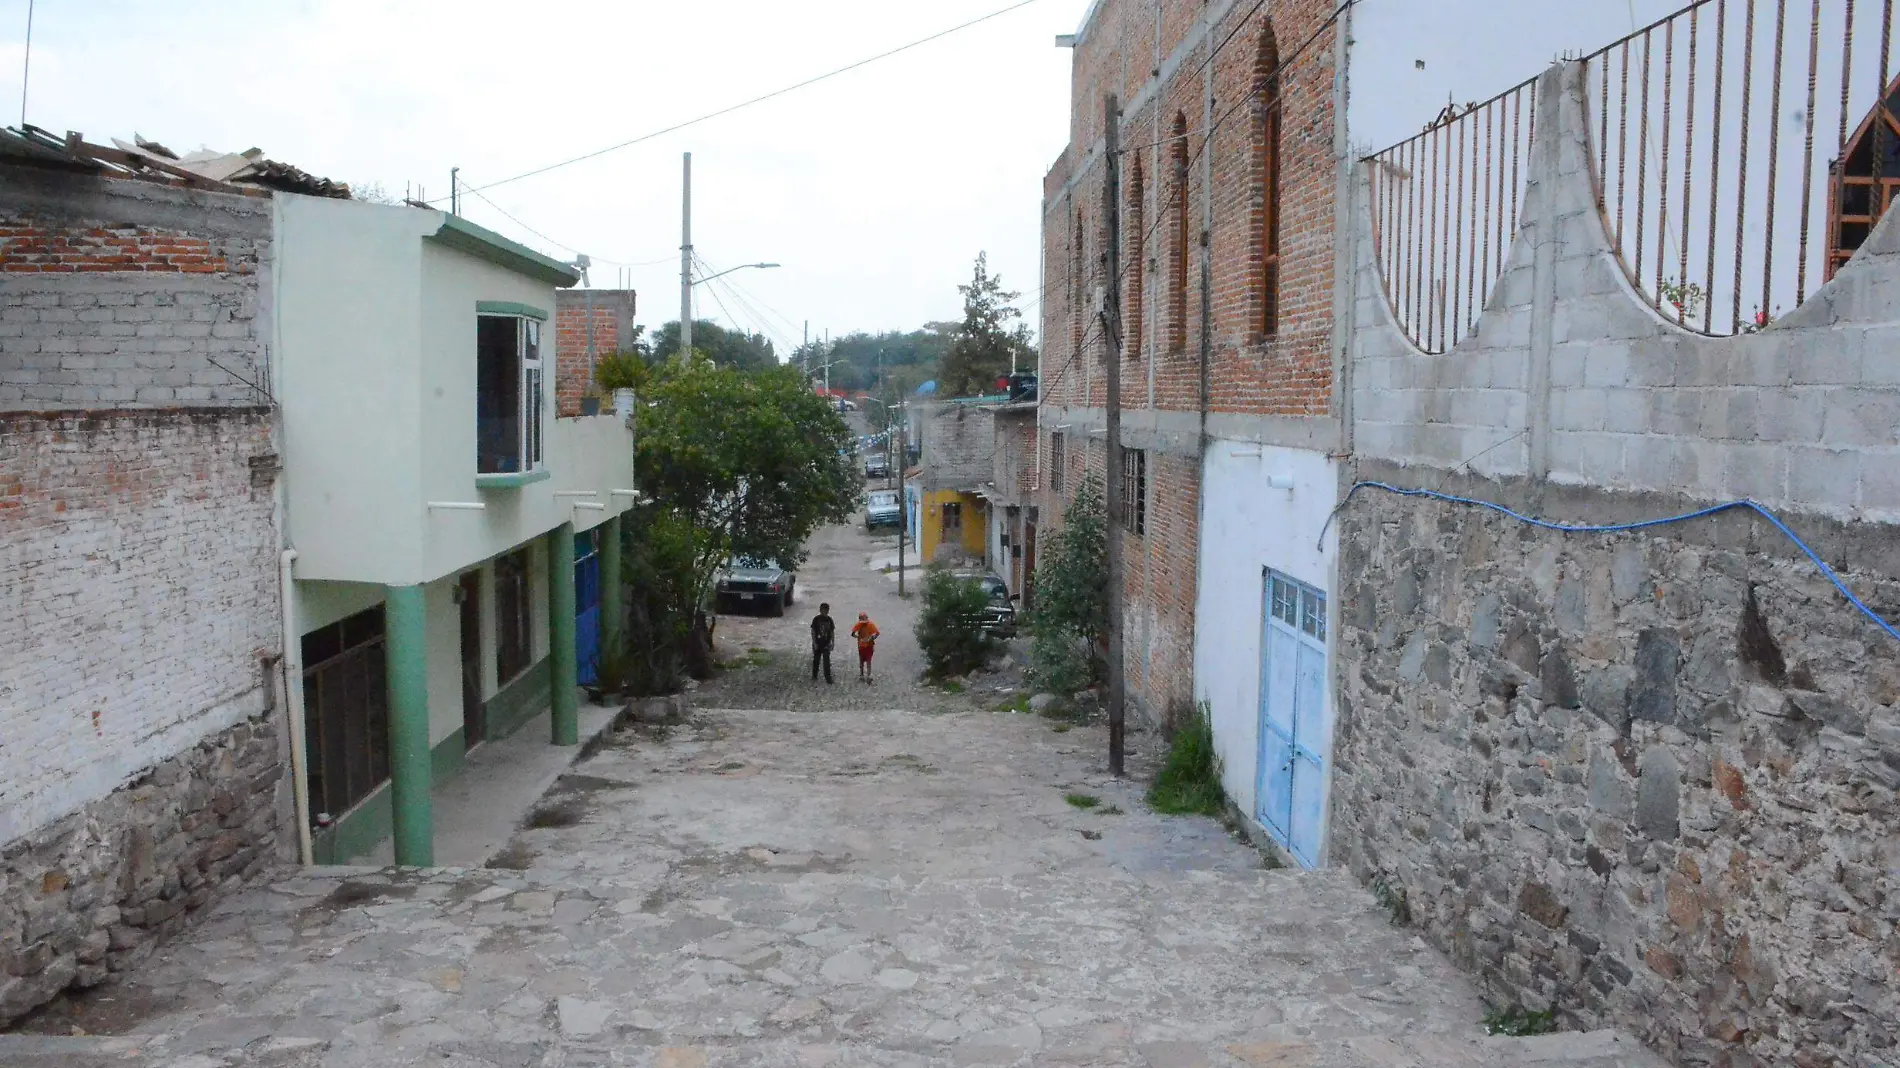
[1366,77,1540,354]
[1587,0,1898,334]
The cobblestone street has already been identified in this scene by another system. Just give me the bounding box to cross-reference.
[7,525,1662,1068]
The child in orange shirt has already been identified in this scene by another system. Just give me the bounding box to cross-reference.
[850,612,881,683]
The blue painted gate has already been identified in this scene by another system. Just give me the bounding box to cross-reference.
[575,530,601,686]
[1256,570,1329,868]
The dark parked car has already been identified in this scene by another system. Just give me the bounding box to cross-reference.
[950,568,1017,638]
[864,452,890,478]
[715,557,796,616]
[865,489,902,531]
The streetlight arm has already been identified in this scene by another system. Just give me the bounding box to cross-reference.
[691,262,780,287]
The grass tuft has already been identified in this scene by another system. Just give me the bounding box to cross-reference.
[1482,1004,1558,1037]
[1064,792,1101,810]
[1145,702,1226,816]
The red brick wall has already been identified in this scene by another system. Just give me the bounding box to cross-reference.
[552,290,636,418]
[1037,0,1339,725]
[0,223,257,275]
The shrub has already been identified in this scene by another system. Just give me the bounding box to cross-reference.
[1028,623,1093,695]
[916,567,996,679]
[1146,702,1226,816]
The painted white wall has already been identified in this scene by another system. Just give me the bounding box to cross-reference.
[297,580,385,636]
[1192,442,1338,842]
[275,195,634,588]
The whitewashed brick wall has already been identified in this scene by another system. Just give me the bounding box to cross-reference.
[0,409,280,846]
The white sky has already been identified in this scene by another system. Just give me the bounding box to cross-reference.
[0,0,1704,353]
[0,0,1095,354]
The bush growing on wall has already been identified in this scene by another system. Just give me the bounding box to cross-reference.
[916,567,996,679]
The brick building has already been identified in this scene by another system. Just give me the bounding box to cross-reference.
[1038,0,1349,750]
[0,152,292,1024]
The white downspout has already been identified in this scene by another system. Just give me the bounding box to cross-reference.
[279,548,313,865]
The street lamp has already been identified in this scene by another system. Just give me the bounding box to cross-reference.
[679,262,780,360]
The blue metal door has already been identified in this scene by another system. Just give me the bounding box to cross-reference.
[575,530,601,686]
[1256,571,1329,868]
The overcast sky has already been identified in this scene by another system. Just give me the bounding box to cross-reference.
[0,0,1095,354]
[2,0,1692,355]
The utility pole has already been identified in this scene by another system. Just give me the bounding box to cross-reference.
[450,166,459,216]
[1099,93,1127,777]
[678,152,693,362]
[896,417,908,597]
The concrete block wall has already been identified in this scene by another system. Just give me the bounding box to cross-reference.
[918,402,994,493]
[0,166,272,411]
[1348,64,1900,517]
[1335,59,1900,1068]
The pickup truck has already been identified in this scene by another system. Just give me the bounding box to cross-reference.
[949,569,1018,639]
[865,489,902,531]
[714,557,796,616]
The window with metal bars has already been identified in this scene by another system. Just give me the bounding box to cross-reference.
[1050,432,1066,493]
[1120,448,1146,536]
[301,606,388,824]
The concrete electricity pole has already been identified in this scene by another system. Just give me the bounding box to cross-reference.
[678,152,693,362]
[897,418,909,598]
[1099,93,1128,777]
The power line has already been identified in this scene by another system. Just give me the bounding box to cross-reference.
[438,0,1048,202]
[459,182,672,270]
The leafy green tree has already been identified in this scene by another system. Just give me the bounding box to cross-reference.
[645,320,778,372]
[635,359,858,624]
[940,253,1036,397]
[916,567,998,679]
[1027,476,1108,692]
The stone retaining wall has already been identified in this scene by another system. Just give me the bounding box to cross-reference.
[0,711,283,1026]
[1331,467,1900,1067]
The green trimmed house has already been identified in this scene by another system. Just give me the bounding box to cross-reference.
[272,196,633,865]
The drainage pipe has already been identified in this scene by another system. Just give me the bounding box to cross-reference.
[278,548,314,866]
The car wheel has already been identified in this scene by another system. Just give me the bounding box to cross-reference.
[785,582,796,607]
[769,593,786,618]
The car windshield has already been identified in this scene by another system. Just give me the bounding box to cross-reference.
[868,492,898,507]
[728,557,776,570]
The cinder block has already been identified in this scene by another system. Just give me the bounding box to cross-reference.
[1724,443,1789,501]
[1788,335,1862,386]
[1820,388,1900,447]
[1602,388,1651,434]
[1582,344,1632,388]
[1786,446,1861,509]
[1757,388,1826,443]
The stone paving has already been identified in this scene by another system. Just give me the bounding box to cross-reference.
[4,524,1667,1068]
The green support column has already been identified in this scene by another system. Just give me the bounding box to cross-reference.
[384,584,433,866]
[599,513,624,692]
[549,522,579,746]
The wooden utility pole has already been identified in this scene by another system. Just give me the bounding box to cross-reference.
[1099,94,1127,777]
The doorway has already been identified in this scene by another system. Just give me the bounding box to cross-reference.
[1256,569,1329,868]
[459,570,483,749]
[575,529,601,686]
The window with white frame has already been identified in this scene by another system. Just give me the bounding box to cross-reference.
[476,315,545,474]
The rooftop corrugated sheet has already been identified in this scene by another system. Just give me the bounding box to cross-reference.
[0,125,350,199]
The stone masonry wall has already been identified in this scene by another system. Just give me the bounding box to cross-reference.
[0,710,283,1024]
[0,165,273,411]
[1332,468,1900,1067]
[918,402,993,493]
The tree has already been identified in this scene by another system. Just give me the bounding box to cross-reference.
[645,320,778,372]
[940,253,1036,397]
[1027,477,1108,692]
[634,359,859,634]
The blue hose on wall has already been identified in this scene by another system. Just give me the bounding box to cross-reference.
[1320,480,1900,644]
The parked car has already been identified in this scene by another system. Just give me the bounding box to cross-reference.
[714,557,796,616]
[864,452,890,478]
[950,568,1017,638]
[865,489,902,531]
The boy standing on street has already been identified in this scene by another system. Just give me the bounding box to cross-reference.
[850,612,881,683]
[810,603,836,684]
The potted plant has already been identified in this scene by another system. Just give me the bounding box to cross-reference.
[593,352,645,420]
[579,387,604,416]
